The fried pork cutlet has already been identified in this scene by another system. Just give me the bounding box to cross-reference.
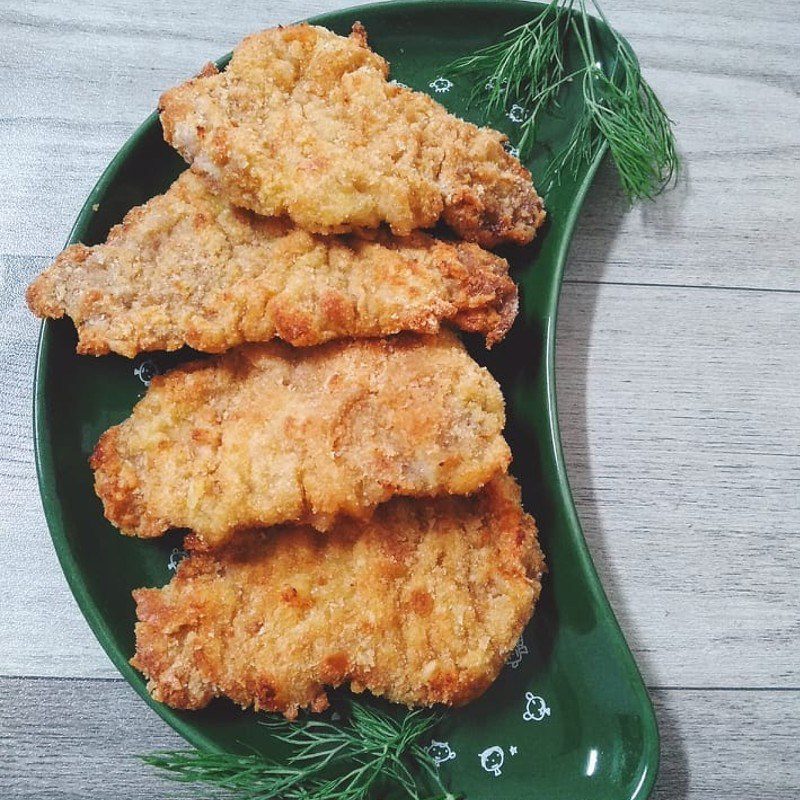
[92,333,511,545]
[159,23,545,248]
[131,473,544,718]
[26,171,518,358]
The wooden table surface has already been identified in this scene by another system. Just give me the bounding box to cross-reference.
[1,0,798,797]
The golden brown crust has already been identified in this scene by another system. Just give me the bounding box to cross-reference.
[159,23,545,247]
[25,171,517,358]
[130,473,545,717]
[91,333,511,545]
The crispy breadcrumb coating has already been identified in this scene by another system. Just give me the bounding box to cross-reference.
[26,171,517,357]
[91,333,511,545]
[131,473,544,718]
[159,23,545,247]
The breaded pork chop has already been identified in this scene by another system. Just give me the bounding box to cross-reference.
[131,474,544,718]
[159,23,545,248]
[92,333,511,545]
[26,171,517,358]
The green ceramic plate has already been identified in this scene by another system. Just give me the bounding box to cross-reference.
[33,1,658,798]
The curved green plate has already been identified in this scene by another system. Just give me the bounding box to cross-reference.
[33,1,658,798]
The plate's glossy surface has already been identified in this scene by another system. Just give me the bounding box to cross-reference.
[33,2,658,798]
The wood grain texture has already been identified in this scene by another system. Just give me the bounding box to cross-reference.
[2,0,799,290]
[0,677,196,800]
[1,677,798,799]
[1,0,799,798]
[556,276,800,688]
[5,259,798,685]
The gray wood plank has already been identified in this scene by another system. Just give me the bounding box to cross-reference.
[555,280,800,688]
[650,687,800,798]
[2,0,799,795]
[3,258,798,685]
[1,0,798,290]
[565,0,800,292]
[0,255,118,679]
[1,676,798,799]
[0,677,195,799]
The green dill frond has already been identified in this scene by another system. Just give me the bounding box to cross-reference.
[142,703,454,800]
[448,0,574,120]
[541,103,602,190]
[447,0,678,202]
[583,60,678,199]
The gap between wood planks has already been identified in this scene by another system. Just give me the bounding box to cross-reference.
[3,675,800,693]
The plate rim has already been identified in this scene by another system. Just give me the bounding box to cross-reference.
[31,1,660,796]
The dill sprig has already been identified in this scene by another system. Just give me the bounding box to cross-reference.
[142,703,456,800]
[447,0,678,201]
[451,0,576,156]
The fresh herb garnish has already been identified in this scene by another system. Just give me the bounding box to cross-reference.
[448,0,678,201]
[143,703,456,800]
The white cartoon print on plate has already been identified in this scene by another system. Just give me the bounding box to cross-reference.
[427,740,457,766]
[478,746,505,777]
[429,77,453,93]
[390,79,409,89]
[523,692,551,722]
[133,358,160,386]
[506,635,528,668]
[506,104,528,124]
[167,548,187,572]
[503,141,521,159]
[484,76,508,92]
